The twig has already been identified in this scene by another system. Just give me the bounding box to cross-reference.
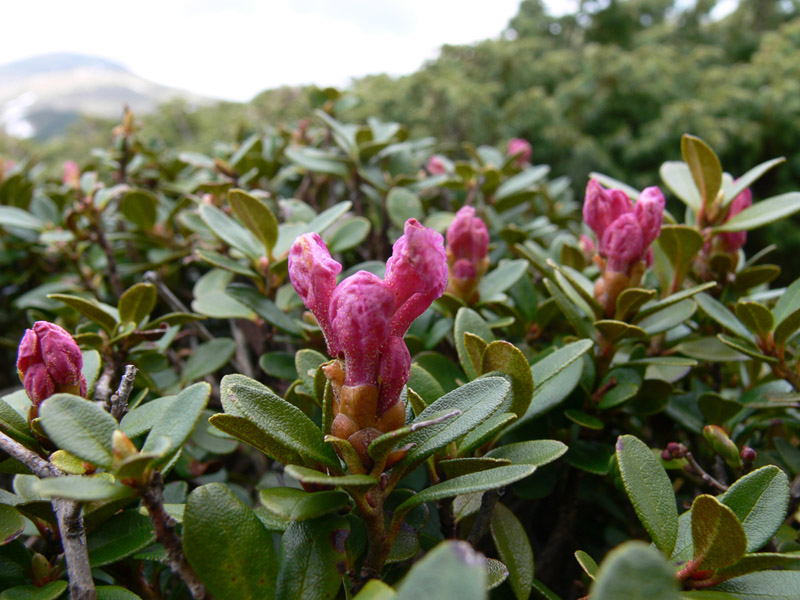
[94,362,116,406]
[229,319,254,379]
[110,365,138,421]
[466,488,502,548]
[685,452,728,493]
[91,223,123,297]
[0,431,95,599]
[138,472,208,599]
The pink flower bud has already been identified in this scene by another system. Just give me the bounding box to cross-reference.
[427,155,447,175]
[288,233,342,355]
[447,207,489,266]
[507,138,532,165]
[634,186,665,248]
[17,322,86,406]
[385,219,448,337]
[719,187,752,252]
[579,234,595,258]
[62,161,80,189]
[377,336,411,415]
[583,179,632,240]
[329,271,394,386]
[601,213,644,274]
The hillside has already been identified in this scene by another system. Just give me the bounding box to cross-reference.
[0,53,211,139]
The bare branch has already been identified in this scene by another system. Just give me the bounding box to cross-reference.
[110,364,138,421]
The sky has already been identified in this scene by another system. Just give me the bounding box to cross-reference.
[0,0,578,102]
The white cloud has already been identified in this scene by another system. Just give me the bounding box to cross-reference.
[1,0,575,101]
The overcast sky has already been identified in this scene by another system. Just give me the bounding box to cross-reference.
[1,0,580,102]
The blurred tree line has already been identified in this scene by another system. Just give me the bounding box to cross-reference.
[3,0,800,275]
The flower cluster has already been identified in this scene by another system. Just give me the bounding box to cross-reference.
[17,322,87,421]
[445,206,490,304]
[583,179,665,316]
[716,187,752,254]
[507,138,532,166]
[289,219,448,468]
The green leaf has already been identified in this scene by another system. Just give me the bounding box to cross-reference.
[229,188,279,255]
[395,541,487,600]
[486,440,567,466]
[615,435,678,556]
[181,338,236,383]
[142,382,210,460]
[259,488,350,521]
[295,349,328,401]
[479,260,530,299]
[0,581,68,600]
[591,541,680,600]
[118,283,156,326]
[386,187,423,229]
[439,457,510,478]
[327,217,371,253]
[368,410,459,464]
[48,294,118,333]
[87,510,154,567]
[636,282,716,320]
[734,301,773,339]
[199,204,263,260]
[773,278,800,326]
[616,288,657,321]
[690,495,746,570]
[491,502,534,600]
[210,413,302,465]
[660,161,702,213]
[34,476,134,501]
[717,334,776,363]
[0,506,24,545]
[39,394,117,469]
[495,165,550,201]
[698,394,742,426]
[260,352,298,380]
[454,308,495,380]
[714,552,800,582]
[486,558,509,590]
[713,193,800,232]
[119,190,157,230]
[195,249,258,277]
[681,134,722,210]
[589,172,640,200]
[575,550,598,580]
[399,377,509,468]
[95,586,143,600]
[218,374,339,469]
[595,320,647,344]
[0,206,45,231]
[284,465,377,490]
[396,464,536,514]
[774,307,800,347]
[275,517,350,600]
[120,396,174,438]
[457,412,517,455]
[656,226,704,288]
[184,483,277,600]
[695,293,752,339]
[354,580,397,600]
[522,339,594,422]
[637,299,697,335]
[481,341,534,417]
[226,284,303,335]
[544,278,593,338]
[715,571,800,599]
[408,364,446,405]
[733,265,781,292]
[719,465,789,552]
[724,157,786,205]
[284,146,350,178]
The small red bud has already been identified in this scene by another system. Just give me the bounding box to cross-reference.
[741,446,757,463]
[661,449,673,461]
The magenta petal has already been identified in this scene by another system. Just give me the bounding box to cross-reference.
[24,363,55,406]
[583,179,632,240]
[35,321,83,387]
[377,336,411,415]
[288,233,343,354]
[385,219,448,337]
[602,214,645,273]
[634,186,665,249]
[16,328,41,379]
[447,206,489,265]
[329,271,394,386]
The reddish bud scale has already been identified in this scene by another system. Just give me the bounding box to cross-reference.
[445,206,490,303]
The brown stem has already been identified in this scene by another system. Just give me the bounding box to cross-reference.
[91,218,123,297]
[0,431,96,599]
[138,472,208,599]
[94,362,117,405]
[685,452,728,492]
[466,488,502,547]
[438,498,457,539]
[355,492,389,588]
[110,365,137,421]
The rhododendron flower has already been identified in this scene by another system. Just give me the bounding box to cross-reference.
[17,322,87,419]
[426,155,447,175]
[507,138,532,165]
[445,206,490,303]
[583,179,665,316]
[718,187,752,253]
[62,160,80,189]
[288,219,447,467]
